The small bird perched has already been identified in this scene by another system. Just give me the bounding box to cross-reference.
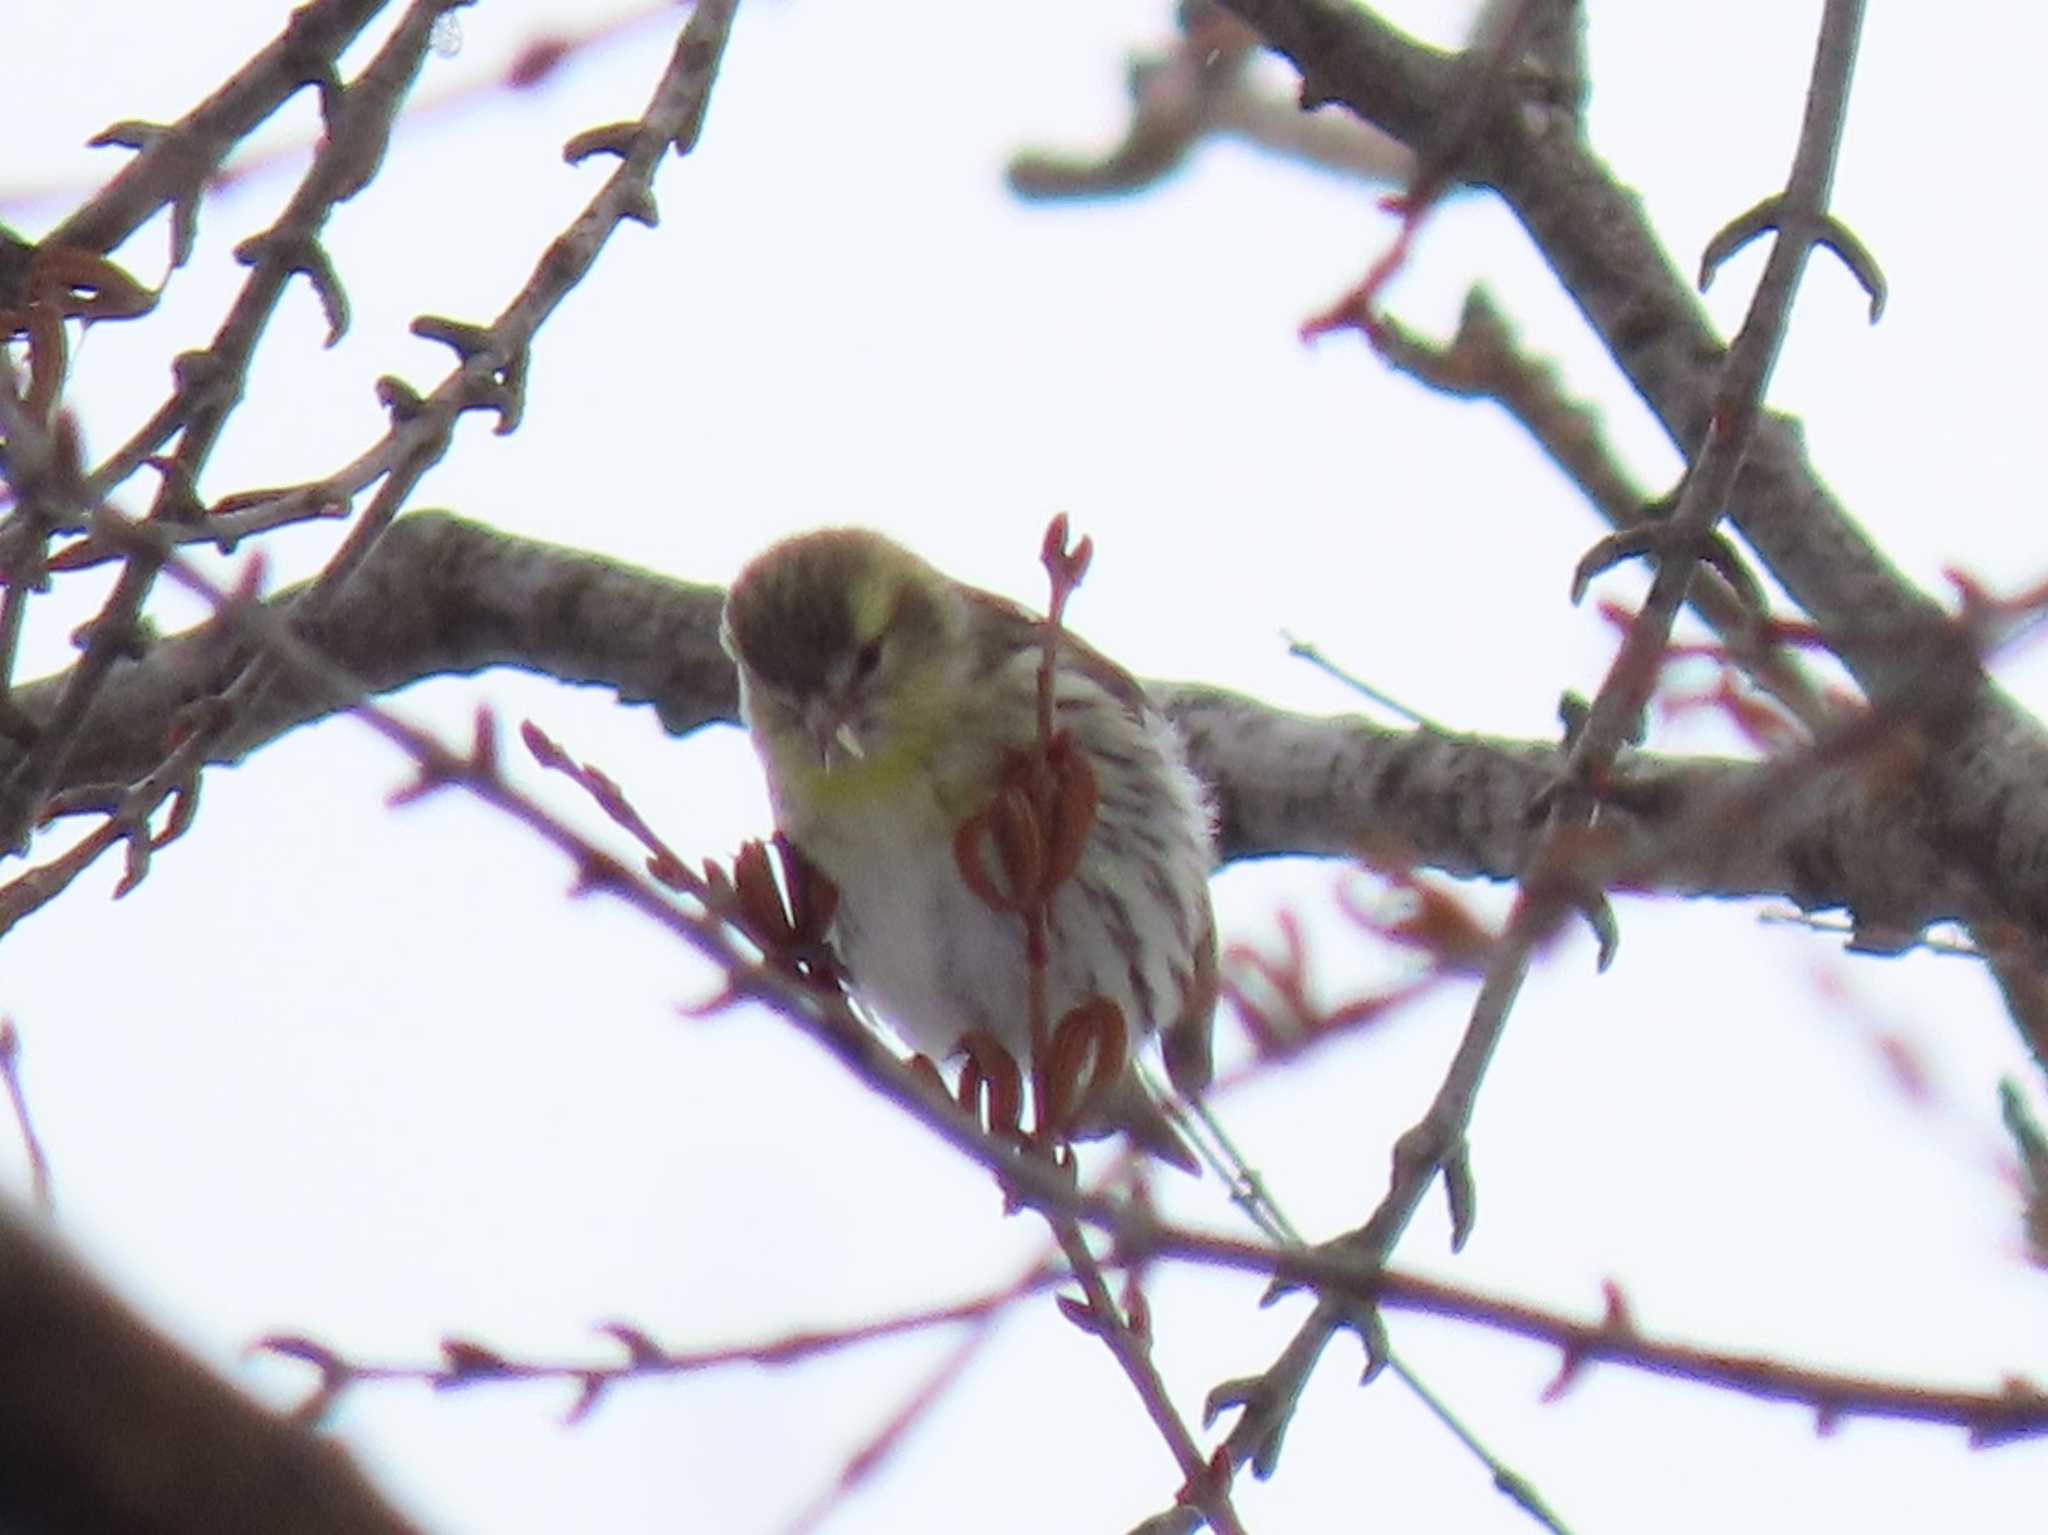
[721,527,1216,1166]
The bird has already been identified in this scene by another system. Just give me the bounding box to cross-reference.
[720,527,1216,1167]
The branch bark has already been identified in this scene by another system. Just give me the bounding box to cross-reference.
[0,512,1988,940]
[1216,0,2048,938]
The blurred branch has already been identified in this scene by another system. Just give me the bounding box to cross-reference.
[1008,2,1410,201]
[0,1200,420,1533]
[780,1316,1003,1535]
[0,1019,52,1211]
[2000,1079,2048,1267]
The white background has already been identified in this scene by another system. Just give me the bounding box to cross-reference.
[5,2,2046,1531]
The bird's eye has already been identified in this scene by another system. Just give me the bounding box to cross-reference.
[853,636,884,680]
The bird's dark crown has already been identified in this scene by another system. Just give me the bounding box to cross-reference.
[724,529,946,698]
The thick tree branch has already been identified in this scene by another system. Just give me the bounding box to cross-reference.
[1219,0,2048,937]
[0,513,1987,940]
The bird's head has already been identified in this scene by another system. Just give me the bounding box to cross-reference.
[721,529,968,776]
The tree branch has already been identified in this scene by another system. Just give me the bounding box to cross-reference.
[1219,2,2048,940]
[0,512,1996,941]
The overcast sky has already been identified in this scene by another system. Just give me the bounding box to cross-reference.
[6,3,2047,1532]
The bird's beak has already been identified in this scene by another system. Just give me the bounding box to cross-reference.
[803,698,866,769]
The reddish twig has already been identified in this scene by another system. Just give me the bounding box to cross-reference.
[0,1019,53,1210]
[1052,1218,1248,1535]
[1154,1230,2048,1447]
[778,1318,1003,1535]
[1298,0,1547,342]
[260,1263,1059,1425]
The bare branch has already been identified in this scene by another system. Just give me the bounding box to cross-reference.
[50,0,389,266]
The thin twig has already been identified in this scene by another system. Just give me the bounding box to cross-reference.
[1055,1219,1249,1535]
[50,0,390,263]
[1373,289,1834,734]
[1197,0,1876,1483]
[0,1019,53,1211]
[1151,1071,1574,1535]
[1280,630,1448,733]
[1562,0,1869,785]
[0,0,744,917]
[0,1,461,851]
[1147,1228,2048,1446]
[779,1317,1003,1535]
[263,1263,1059,1421]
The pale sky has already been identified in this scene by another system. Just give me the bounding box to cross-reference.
[6,3,2046,1532]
